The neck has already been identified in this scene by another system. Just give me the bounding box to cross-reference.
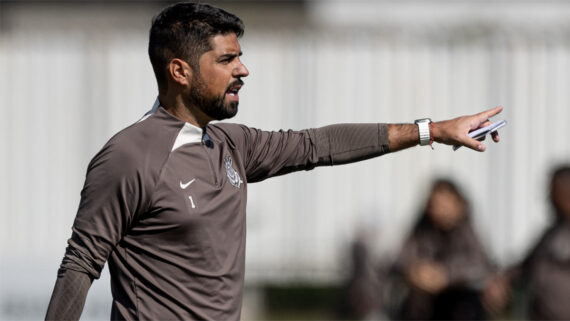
[158,91,212,128]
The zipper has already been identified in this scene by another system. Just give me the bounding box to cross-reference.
[201,141,219,186]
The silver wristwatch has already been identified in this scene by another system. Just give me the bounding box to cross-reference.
[414,118,432,146]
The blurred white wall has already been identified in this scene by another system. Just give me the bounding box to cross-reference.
[1,0,570,319]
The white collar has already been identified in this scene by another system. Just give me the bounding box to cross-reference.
[141,98,205,151]
[172,122,203,151]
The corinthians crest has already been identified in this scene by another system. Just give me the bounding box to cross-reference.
[224,155,243,188]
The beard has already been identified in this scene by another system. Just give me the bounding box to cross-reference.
[188,74,240,121]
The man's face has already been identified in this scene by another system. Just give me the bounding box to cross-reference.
[187,33,249,121]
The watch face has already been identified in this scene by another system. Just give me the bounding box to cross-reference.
[415,118,431,124]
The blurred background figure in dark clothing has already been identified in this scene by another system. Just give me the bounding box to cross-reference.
[506,165,570,320]
[388,179,508,320]
[337,232,384,320]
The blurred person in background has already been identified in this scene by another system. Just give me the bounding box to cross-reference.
[337,232,385,320]
[506,165,570,320]
[44,2,505,320]
[389,179,508,320]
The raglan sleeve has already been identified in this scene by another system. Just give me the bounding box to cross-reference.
[62,141,145,278]
[46,141,147,320]
[217,123,390,183]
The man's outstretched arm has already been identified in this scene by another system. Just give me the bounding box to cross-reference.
[45,268,93,321]
[229,106,504,182]
[388,106,503,152]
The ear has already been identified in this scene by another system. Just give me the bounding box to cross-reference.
[168,58,192,87]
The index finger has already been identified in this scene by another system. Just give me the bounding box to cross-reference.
[475,106,503,122]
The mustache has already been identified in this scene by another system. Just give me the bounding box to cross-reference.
[226,79,244,91]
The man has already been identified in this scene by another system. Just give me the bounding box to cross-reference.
[45,2,502,320]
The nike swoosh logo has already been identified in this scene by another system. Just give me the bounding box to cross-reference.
[180,179,196,189]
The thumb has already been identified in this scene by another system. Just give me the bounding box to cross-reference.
[463,137,486,152]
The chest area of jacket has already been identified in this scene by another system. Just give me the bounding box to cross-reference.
[134,142,247,238]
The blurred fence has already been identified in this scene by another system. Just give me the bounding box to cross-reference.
[1,1,570,319]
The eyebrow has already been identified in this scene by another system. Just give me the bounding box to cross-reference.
[218,52,243,59]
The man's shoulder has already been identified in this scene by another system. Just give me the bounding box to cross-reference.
[208,122,250,132]
[89,111,184,173]
[208,122,262,139]
[207,122,254,148]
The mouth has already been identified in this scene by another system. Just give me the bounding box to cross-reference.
[226,87,240,97]
[225,81,243,100]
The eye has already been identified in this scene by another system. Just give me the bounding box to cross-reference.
[218,56,234,64]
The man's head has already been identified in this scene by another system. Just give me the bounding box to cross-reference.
[550,165,570,220]
[149,3,248,122]
[149,2,244,88]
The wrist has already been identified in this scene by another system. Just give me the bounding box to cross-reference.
[431,121,441,143]
[429,122,435,146]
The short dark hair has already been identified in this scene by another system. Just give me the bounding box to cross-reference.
[148,2,244,90]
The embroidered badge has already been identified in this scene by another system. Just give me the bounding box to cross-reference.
[224,155,243,188]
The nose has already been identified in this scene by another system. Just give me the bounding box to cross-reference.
[233,61,249,78]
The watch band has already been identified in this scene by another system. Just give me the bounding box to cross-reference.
[415,118,432,146]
